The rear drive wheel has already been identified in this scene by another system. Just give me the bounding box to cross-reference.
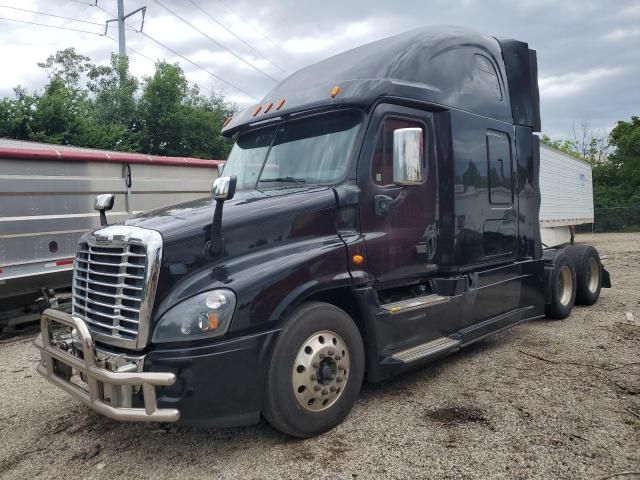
[545,252,577,319]
[564,245,602,305]
[262,301,364,438]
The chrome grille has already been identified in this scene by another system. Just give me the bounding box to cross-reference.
[72,225,163,350]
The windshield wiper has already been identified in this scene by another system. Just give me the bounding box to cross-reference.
[259,176,307,183]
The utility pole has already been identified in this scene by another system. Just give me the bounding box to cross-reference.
[116,0,126,58]
[101,0,147,61]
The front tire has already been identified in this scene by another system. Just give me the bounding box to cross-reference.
[262,302,365,438]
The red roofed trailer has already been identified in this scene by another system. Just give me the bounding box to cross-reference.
[0,139,223,327]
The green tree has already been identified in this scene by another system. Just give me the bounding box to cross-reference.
[37,48,93,89]
[139,62,234,158]
[540,134,580,158]
[28,78,91,145]
[86,54,141,151]
[1,47,236,159]
[139,61,189,155]
[0,87,38,140]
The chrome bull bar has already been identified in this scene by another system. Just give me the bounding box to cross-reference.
[34,308,179,423]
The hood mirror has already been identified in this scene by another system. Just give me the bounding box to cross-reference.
[206,175,237,258]
[393,127,424,185]
[94,193,115,226]
[211,175,237,201]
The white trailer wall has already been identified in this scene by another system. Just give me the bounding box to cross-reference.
[539,144,594,247]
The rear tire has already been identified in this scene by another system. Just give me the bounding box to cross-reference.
[262,301,365,438]
[564,245,602,305]
[545,252,577,319]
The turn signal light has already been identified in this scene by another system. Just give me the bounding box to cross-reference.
[197,312,219,332]
[207,312,219,330]
[352,254,364,265]
[331,85,341,98]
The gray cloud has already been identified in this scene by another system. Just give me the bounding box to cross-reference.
[1,0,638,138]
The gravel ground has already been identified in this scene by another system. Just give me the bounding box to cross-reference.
[0,232,638,480]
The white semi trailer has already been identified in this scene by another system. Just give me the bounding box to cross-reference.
[0,139,222,328]
[539,144,594,248]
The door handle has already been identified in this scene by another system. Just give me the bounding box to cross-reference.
[375,195,395,216]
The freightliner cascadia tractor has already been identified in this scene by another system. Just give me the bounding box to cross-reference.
[35,27,611,438]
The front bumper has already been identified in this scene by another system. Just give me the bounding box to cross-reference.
[34,308,180,423]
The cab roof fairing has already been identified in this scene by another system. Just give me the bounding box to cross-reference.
[221,26,540,138]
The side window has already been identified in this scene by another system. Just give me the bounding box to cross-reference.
[486,131,513,205]
[372,118,426,186]
[475,54,503,101]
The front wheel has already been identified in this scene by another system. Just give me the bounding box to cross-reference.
[262,302,365,438]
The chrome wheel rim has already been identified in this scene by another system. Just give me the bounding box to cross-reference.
[292,330,350,412]
[587,257,599,293]
[558,265,573,306]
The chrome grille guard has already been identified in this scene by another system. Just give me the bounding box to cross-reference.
[34,308,179,422]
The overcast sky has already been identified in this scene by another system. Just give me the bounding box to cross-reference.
[1,0,638,138]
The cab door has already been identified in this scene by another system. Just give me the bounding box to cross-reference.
[358,104,439,287]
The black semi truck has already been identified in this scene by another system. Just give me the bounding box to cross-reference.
[35,27,610,438]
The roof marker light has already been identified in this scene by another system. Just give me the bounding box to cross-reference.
[263,102,273,113]
[331,85,341,98]
[253,105,262,117]
[276,98,286,110]
[223,116,233,127]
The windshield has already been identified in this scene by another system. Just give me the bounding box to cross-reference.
[223,111,361,189]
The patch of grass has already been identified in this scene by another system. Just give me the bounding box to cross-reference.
[623,417,640,431]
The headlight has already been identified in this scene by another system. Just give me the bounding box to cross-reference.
[152,289,236,343]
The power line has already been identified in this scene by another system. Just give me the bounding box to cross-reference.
[151,0,279,83]
[214,0,292,60]
[105,34,215,96]
[106,34,153,62]
[187,0,288,76]
[140,31,258,100]
[0,16,103,35]
[0,4,104,26]
[95,3,137,32]
[2,2,254,99]
[93,4,252,98]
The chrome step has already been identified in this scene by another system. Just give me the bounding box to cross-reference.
[387,337,461,364]
[381,294,450,314]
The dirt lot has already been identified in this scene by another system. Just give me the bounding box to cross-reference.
[0,232,638,479]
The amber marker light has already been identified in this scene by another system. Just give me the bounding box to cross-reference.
[263,101,274,113]
[208,312,219,330]
[252,105,262,117]
[331,85,341,98]
[276,98,286,110]
[352,254,364,265]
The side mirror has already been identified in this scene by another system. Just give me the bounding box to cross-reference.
[393,128,424,185]
[206,175,237,258]
[94,193,115,226]
[211,175,237,201]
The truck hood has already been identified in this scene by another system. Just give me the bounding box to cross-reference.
[123,185,341,311]
[124,185,337,245]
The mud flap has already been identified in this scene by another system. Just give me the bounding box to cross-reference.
[602,268,612,288]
